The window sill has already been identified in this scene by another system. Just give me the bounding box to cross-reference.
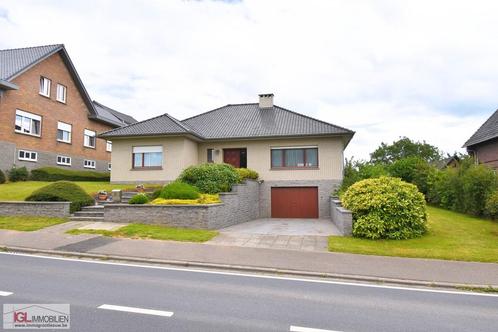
[56,164,71,167]
[84,167,96,169]
[14,131,41,138]
[56,99,66,104]
[83,145,96,149]
[131,167,163,171]
[270,167,320,171]
[57,140,71,145]
[18,159,37,163]
[39,93,51,99]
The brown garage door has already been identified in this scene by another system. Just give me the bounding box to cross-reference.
[271,187,319,218]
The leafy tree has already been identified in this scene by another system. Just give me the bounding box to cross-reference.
[370,137,443,164]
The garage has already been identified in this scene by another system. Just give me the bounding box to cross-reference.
[271,187,319,218]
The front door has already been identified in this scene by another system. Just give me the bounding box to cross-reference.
[223,148,247,168]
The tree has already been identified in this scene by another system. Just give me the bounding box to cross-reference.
[370,137,443,164]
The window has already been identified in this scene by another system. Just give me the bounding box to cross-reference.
[15,110,41,136]
[56,84,67,103]
[57,122,72,143]
[207,149,214,163]
[132,146,163,168]
[84,129,96,148]
[271,147,318,168]
[39,76,51,97]
[106,141,112,152]
[108,163,112,171]
[57,155,71,166]
[18,150,37,162]
[84,160,96,169]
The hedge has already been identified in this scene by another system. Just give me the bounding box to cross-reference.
[25,181,94,213]
[8,166,29,182]
[160,182,200,199]
[30,167,110,182]
[0,170,5,184]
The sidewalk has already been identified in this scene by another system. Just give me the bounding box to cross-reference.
[1,224,498,288]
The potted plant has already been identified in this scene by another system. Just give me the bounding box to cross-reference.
[136,184,145,193]
[97,190,108,201]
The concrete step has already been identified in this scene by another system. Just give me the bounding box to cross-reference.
[82,205,104,210]
[69,216,104,222]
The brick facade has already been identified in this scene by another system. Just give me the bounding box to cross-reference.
[0,52,113,172]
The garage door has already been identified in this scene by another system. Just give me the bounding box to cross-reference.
[271,187,319,218]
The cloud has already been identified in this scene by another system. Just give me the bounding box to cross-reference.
[0,0,497,158]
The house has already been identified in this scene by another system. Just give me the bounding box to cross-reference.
[433,155,460,169]
[463,109,498,168]
[100,94,354,218]
[0,44,137,173]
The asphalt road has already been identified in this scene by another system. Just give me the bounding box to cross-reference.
[0,253,497,332]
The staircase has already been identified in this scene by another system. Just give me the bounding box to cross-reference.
[69,205,104,222]
[121,191,137,204]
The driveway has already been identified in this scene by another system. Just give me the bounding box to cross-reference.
[208,218,340,252]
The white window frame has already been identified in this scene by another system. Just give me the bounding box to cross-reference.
[106,140,112,152]
[18,150,38,162]
[84,159,96,169]
[107,163,112,171]
[57,121,72,143]
[132,146,163,168]
[15,110,42,137]
[56,155,71,166]
[39,76,51,97]
[84,129,96,148]
[56,83,67,103]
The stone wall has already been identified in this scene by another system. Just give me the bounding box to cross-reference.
[103,180,260,229]
[0,201,70,218]
[330,197,352,236]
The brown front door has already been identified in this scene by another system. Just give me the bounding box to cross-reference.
[271,187,319,218]
[223,148,247,168]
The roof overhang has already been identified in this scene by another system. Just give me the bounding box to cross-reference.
[0,79,18,90]
[98,133,204,142]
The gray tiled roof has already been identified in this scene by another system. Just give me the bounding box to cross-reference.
[93,101,137,127]
[100,103,354,143]
[463,109,498,147]
[0,44,62,80]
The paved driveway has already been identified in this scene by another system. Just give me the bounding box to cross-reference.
[208,218,340,252]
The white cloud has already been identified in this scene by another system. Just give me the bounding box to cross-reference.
[0,0,497,158]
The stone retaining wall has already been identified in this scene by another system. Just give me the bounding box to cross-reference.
[0,201,70,218]
[330,197,352,236]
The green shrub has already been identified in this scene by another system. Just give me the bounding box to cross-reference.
[30,167,110,182]
[149,188,162,200]
[461,165,497,215]
[342,176,427,240]
[25,181,94,213]
[0,170,5,184]
[8,166,29,182]
[178,163,240,194]
[337,159,389,195]
[485,191,498,219]
[236,168,259,182]
[160,182,200,199]
[128,193,150,204]
[388,157,436,197]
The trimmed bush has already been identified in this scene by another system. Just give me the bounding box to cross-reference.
[485,191,498,220]
[178,163,240,194]
[160,182,200,199]
[0,170,5,184]
[8,166,29,182]
[236,168,259,182]
[25,181,94,213]
[30,167,110,182]
[342,176,427,240]
[128,193,150,204]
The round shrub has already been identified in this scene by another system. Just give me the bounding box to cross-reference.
[8,166,29,182]
[160,182,200,199]
[178,163,240,194]
[485,191,498,219]
[0,170,5,184]
[128,193,150,204]
[25,181,94,213]
[342,176,427,240]
[236,168,259,182]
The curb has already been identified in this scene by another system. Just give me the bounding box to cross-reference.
[2,245,497,290]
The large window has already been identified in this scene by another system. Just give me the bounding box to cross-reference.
[56,84,67,103]
[57,155,71,166]
[132,146,163,168]
[18,150,37,162]
[84,160,96,169]
[57,122,72,143]
[15,110,41,136]
[271,147,318,168]
[39,76,51,97]
[84,129,96,148]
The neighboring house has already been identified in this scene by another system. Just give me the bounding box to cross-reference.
[463,109,498,169]
[0,44,137,173]
[100,94,354,218]
[433,155,460,169]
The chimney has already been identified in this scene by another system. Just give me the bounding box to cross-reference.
[258,93,274,109]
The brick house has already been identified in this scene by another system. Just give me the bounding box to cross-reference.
[463,109,498,169]
[0,44,136,173]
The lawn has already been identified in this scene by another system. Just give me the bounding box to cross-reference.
[328,206,498,263]
[0,181,160,201]
[0,216,66,231]
[67,224,218,242]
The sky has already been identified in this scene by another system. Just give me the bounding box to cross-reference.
[1,0,497,159]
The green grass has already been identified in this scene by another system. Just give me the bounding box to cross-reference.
[0,216,66,231]
[328,206,498,263]
[0,181,161,201]
[67,224,218,243]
